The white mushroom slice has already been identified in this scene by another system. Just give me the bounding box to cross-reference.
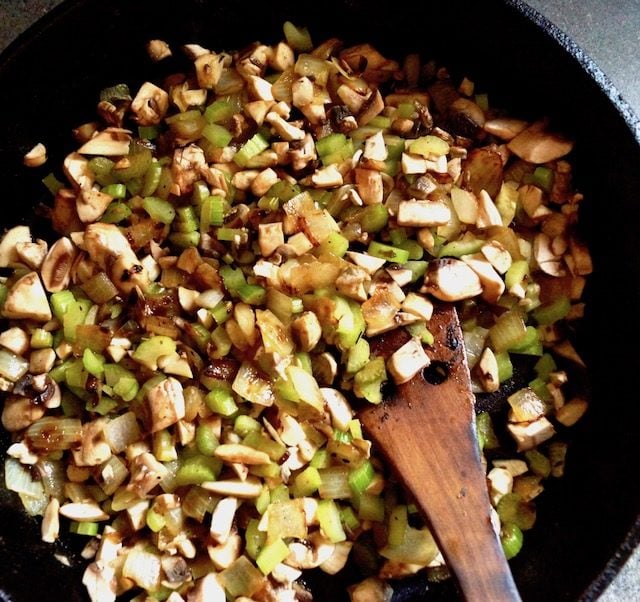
[82,561,117,602]
[462,256,505,304]
[386,267,413,288]
[83,223,149,293]
[16,239,48,270]
[346,251,387,275]
[321,388,354,431]
[178,286,200,312]
[188,573,225,602]
[63,152,94,190]
[507,416,556,452]
[534,232,565,277]
[387,337,431,385]
[130,82,169,125]
[208,532,242,570]
[7,441,38,465]
[286,535,335,570]
[487,467,513,505]
[2,271,52,322]
[507,120,574,163]
[319,541,354,575]
[289,133,317,170]
[41,497,60,543]
[363,131,388,161]
[335,266,370,302]
[483,117,529,140]
[476,190,503,228]
[247,75,274,101]
[214,444,270,465]
[291,311,322,352]
[354,168,383,205]
[312,352,338,386]
[279,415,306,447]
[128,452,169,496]
[475,347,500,393]
[40,236,77,292]
[481,241,512,274]
[77,188,113,223]
[77,128,131,156]
[266,111,306,141]
[60,502,110,522]
[209,497,239,544]
[423,259,483,302]
[0,327,29,356]
[146,377,185,433]
[401,293,434,322]
[244,99,274,126]
[194,52,225,89]
[23,142,47,167]
[292,76,314,107]
[201,476,263,498]
[0,225,32,267]
[231,169,259,191]
[146,39,172,62]
[401,153,428,175]
[271,563,303,585]
[310,164,343,188]
[397,199,451,227]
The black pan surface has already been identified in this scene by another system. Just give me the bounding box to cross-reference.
[0,1,639,600]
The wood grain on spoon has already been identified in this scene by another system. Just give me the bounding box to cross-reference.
[359,303,521,602]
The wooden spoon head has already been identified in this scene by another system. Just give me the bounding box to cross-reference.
[359,303,521,602]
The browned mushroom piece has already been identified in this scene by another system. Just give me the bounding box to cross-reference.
[461,146,505,198]
[507,119,574,163]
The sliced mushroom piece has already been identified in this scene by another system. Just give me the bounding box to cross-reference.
[40,236,77,293]
[60,502,110,522]
[63,152,95,190]
[310,164,343,188]
[266,111,306,141]
[194,52,225,89]
[286,534,336,570]
[201,476,263,498]
[77,188,114,223]
[387,337,431,385]
[15,238,48,270]
[0,326,29,356]
[23,142,47,167]
[507,120,574,164]
[533,233,565,277]
[146,39,172,62]
[2,271,52,322]
[209,497,239,544]
[1,395,46,431]
[321,388,354,431]
[483,117,529,141]
[397,199,451,227]
[449,97,486,137]
[422,258,483,302]
[461,147,504,198]
[462,255,505,304]
[475,347,500,393]
[507,416,556,452]
[147,377,186,433]
[355,168,384,205]
[77,127,132,156]
[214,444,270,465]
[0,225,32,267]
[128,452,169,496]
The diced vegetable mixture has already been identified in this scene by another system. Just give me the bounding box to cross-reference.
[0,21,591,602]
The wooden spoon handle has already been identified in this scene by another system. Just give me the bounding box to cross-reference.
[360,305,521,602]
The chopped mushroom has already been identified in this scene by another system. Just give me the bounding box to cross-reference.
[0,225,32,267]
[77,127,131,156]
[422,258,483,302]
[76,188,113,223]
[146,39,172,61]
[2,271,52,322]
[40,236,76,292]
[397,199,451,227]
[387,337,431,385]
[146,377,186,433]
[507,120,574,164]
[507,416,556,452]
[23,142,47,167]
[131,82,170,125]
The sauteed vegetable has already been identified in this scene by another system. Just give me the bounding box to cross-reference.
[0,22,591,601]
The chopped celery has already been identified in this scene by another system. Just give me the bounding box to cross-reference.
[317,499,347,543]
[283,21,313,52]
[387,505,409,546]
[293,466,322,497]
[70,521,100,536]
[234,133,269,167]
[501,522,524,560]
[476,412,500,451]
[346,338,370,374]
[356,493,385,522]
[349,460,375,497]
[143,196,176,224]
[353,356,387,404]
[257,539,289,576]
[245,518,266,559]
[82,348,105,377]
[360,204,389,233]
[205,386,238,417]
[367,241,410,264]
[532,295,571,325]
[174,455,222,486]
[205,100,235,124]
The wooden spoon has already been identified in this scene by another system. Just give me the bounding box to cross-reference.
[359,303,521,602]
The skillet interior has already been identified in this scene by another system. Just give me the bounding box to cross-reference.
[0,0,639,600]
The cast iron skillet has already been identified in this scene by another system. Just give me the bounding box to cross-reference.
[1,0,639,600]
